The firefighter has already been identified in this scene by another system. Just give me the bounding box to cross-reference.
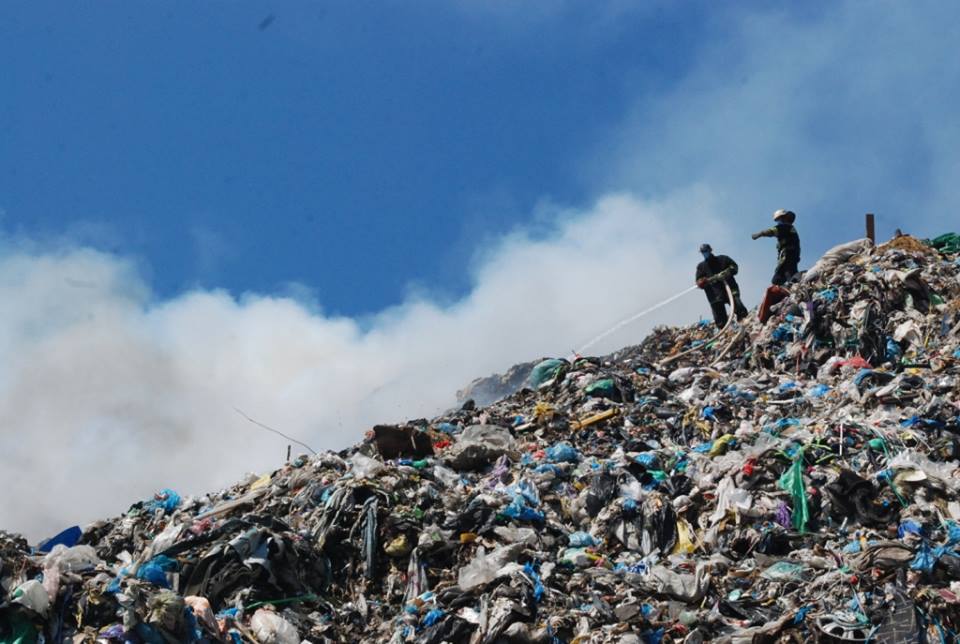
[752,209,801,285]
[696,243,748,328]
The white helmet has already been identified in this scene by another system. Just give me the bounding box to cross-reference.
[773,209,796,223]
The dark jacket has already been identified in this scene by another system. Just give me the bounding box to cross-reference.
[696,254,741,305]
[755,223,801,263]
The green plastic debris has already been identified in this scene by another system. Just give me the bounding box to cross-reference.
[528,359,567,388]
[584,378,616,399]
[928,232,960,254]
[709,434,736,457]
[778,449,810,533]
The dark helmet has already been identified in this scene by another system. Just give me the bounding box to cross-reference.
[699,243,713,254]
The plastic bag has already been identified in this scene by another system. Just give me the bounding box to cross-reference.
[778,451,810,533]
[528,359,566,388]
[431,463,461,488]
[145,488,182,515]
[250,609,300,644]
[43,544,101,573]
[545,442,579,463]
[567,532,598,547]
[10,579,50,616]
[760,561,808,582]
[709,476,753,524]
[135,554,179,587]
[584,378,616,399]
[42,543,102,599]
[457,545,522,591]
[349,452,386,479]
[443,424,515,470]
[184,596,218,634]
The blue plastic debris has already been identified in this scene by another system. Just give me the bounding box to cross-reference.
[503,495,545,523]
[545,442,580,463]
[911,542,936,573]
[807,384,831,398]
[772,324,795,341]
[422,609,445,627]
[886,338,903,362]
[145,489,182,515]
[946,522,960,545]
[899,520,924,538]
[765,418,801,434]
[633,453,658,468]
[38,525,82,554]
[523,562,545,602]
[567,532,598,547]
[532,463,564,477]
[135,555,179,588]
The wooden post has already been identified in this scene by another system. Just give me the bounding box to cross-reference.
[865,213,876,243]
[286,444,291,463]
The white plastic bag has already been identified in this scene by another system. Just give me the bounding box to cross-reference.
[457,544,522,590]
[250,609,300,644]
[349,452,385,479]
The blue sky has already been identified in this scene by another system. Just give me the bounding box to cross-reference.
[3,1,724,313]
[3,1,959,536]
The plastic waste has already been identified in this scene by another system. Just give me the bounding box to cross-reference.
[528,358,566,388]
[457,545,523,591]
[545,442,579,463]
[778,451,810,533]
[9,580,50,616]
[349,452,386,479]
[249,609,300,644]
[567,532,598,547]
[36,526,82,554]
[443,424,515,470]
[1,233,959,642]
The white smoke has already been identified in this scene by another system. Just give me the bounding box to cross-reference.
[0,191,744,539]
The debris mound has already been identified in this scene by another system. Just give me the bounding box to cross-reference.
[3,234,960,643]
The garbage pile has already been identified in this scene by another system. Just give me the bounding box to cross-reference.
[3,234,960,643]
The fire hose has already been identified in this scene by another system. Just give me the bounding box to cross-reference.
[573,281,745,367]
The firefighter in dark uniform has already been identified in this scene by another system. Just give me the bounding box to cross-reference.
[752,209,801,285]
[696,243,749,328]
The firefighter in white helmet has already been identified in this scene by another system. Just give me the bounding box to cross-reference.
[752,209,801,285]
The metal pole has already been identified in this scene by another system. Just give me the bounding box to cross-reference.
[865,213,876,244]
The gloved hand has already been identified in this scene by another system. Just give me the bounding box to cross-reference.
[751,232,761,240]
[697,278,708,289]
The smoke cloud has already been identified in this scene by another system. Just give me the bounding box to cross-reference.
[0,192,738,538]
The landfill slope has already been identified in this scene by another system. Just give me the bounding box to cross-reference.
[3,233,960,643]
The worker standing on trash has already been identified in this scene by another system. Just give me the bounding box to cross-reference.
[752,209,801,285]
[696,243,749,328]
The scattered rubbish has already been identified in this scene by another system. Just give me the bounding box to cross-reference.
[2,234,959,641]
